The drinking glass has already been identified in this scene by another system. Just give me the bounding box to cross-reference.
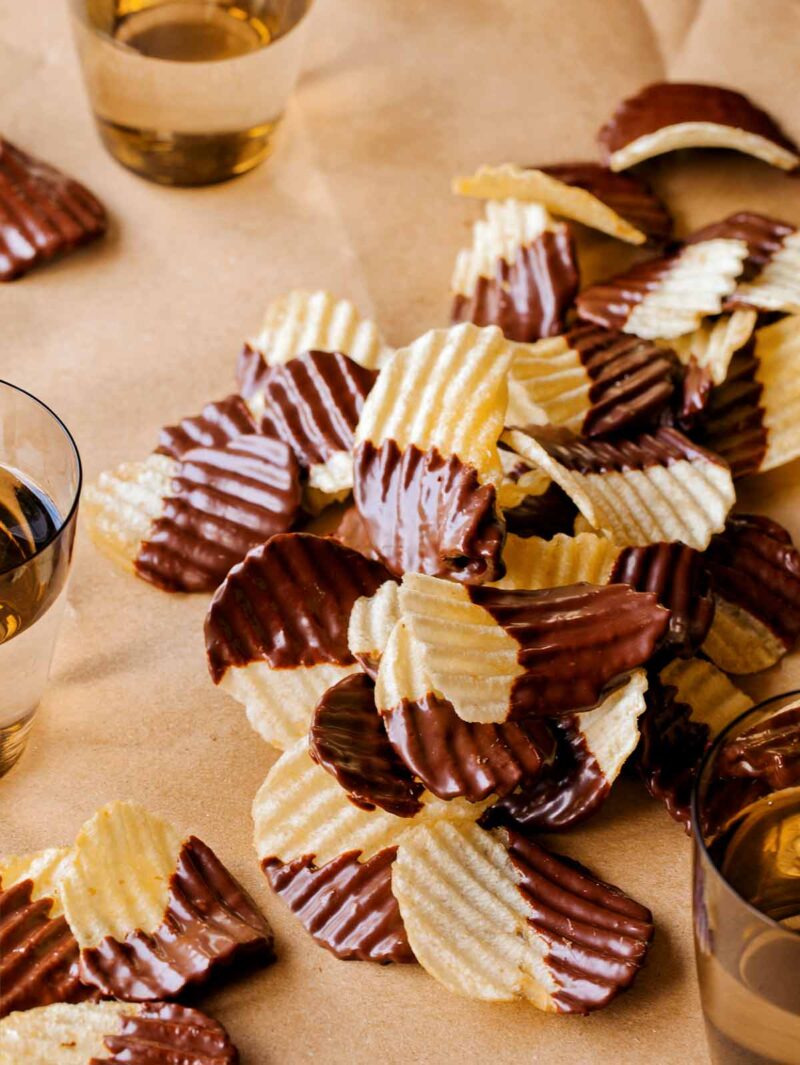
[692,690,800,1065]
[68,0,314,186]
[0,382,81,777]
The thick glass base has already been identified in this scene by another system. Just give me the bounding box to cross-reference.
[0,713,34,778]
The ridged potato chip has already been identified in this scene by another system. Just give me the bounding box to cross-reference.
[668,309,757,386]
[493,531,618,590]
[0,847,71,917]
[660,657,753,735]
[347,580,401,677]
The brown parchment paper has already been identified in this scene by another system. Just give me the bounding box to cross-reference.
[2,1,800,1061]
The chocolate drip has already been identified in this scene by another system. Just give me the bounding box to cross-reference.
[157,395,257,459]
[565,323,681,437]
[487,717,609,830]
[538,162,672,243]
[101,1002,239,1065]
[705,514,800,650]
[468,583,670,717]
[677,358,714,428]
[310,673,423,817]
[353,441,506,583]
[699,347,767,477]
[517,423,725,474]
[610,542,714,657]
[0,138,107,281]
[505,829,654,1014]
[236,343,271,401]
[502,481,578,539]
[205,533,393,682]
[452,229,579,341]
[686,212,795,281]
[135,434,301,593]
[598,82,799,163]
[382,692,556,802]
[264,849,413,964]
[576,251,677,332]
[259,351,377,467]
[0,877,93,1018]
[80,836,274,1001]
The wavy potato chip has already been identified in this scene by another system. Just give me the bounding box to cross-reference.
[347,580,401,677]
[493,531,618,590]
[668,309,757,387]
[0,847,71,917]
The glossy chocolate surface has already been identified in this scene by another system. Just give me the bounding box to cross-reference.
[0,877,92,1017]
[699,347,767,477]
[135,434,302,593]
[205,532,393,682]
[468,582,670,717]
[80,836,274,1001]
[505,828,654,1014]
[686,211,794,281]
[0,138,107,281]
[310,672,423,817]
[265,848,413,964]
[502,480,578,539]
[157,395,257,459]
[236,343,271,401]
[382,692,556,802]
[452,228,579,341]
[715,706,800,790]
[353,441,506,583]
[102,1002,239,1065]
[598,82,799,162]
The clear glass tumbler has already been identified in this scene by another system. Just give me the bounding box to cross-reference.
[692,690,800,1065]
[68,0,314,186]
[0,382,81,777]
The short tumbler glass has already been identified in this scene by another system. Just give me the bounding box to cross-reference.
[692,691,800,1065]
[0,382,81,777]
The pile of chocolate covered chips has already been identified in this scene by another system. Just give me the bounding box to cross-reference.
[8,79,797,1057]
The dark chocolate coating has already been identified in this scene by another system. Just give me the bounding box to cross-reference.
[467,582,670,717]
[99,1001,239,1064]
[135,434,302,593]
[597,82,799,164]
[205,532,393,682]
[575,249,680,332]
[502,481,579,540]
[259,351,377,468]
[382,692,556,802]
[686,211,795,283]
[0,138,107,282]
[236,343,271,402]
[505,829,654,1014]
[309,672,423,817]
[80,836,274,1001]
[699,347,767,478]
[264,848,413,965]
[538,161,672,243]
[452,228,579,342]
[0,877,93,1018]
[610,542,714,658]
[157,395,257,459]
[715,706,800,790]
[353,441,506,583]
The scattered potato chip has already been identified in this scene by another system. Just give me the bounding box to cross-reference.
[156,393,257,458]
[453,162,671,244]
[496,450,550,509]
[0,846,71,916]
[0,1001,238,1065]
[392,820,653,1012]
[598,82,800,172]
[493,531,618,590]
[451,200,578,341]
[59,800,273,1001]
[503,426,735,550]
[205,533,394,747]
[250,289,393,370]
[347,579,401,677]
[667,309,757,387]
[577,237,748,340]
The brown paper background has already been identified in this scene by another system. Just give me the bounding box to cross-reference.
[3,1,800,1061]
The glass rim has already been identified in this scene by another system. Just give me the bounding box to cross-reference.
[0,379,83,574]
[690,687,800,935]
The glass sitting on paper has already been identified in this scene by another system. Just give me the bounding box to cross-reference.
[0,383,81,778]
[69,0,313,186]
[692,691,800,1065]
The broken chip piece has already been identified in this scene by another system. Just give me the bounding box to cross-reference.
[83,435,301,592]
[701,514,800,674]
[667,308,757,388]
[450,200,579,341]
[576,235,748,340]
[376,572,669,723]
[488,671,647,830]
[353,324,510,581]
[0,1001,238,1065]
[59,801,273,1001]
[205,533,394,747]
[503,425,735,550]
[249,290,392,370]
[0,138,107,282]
[510,323,681,437]
[598,82,800,172]
[453,162,671,244]
[392,820,653,1012]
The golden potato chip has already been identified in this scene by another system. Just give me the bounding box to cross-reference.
[347,580,401,677]
[496,450,550,509]
[392,820,653,1012]
[251,289,392,370]
[492,531,618,590]
[0,847,71,917]
[733,231,800,312]
[503,426,735,550]
[668,309,757,386]
[660,658,753,736]
[753,315,800,472]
